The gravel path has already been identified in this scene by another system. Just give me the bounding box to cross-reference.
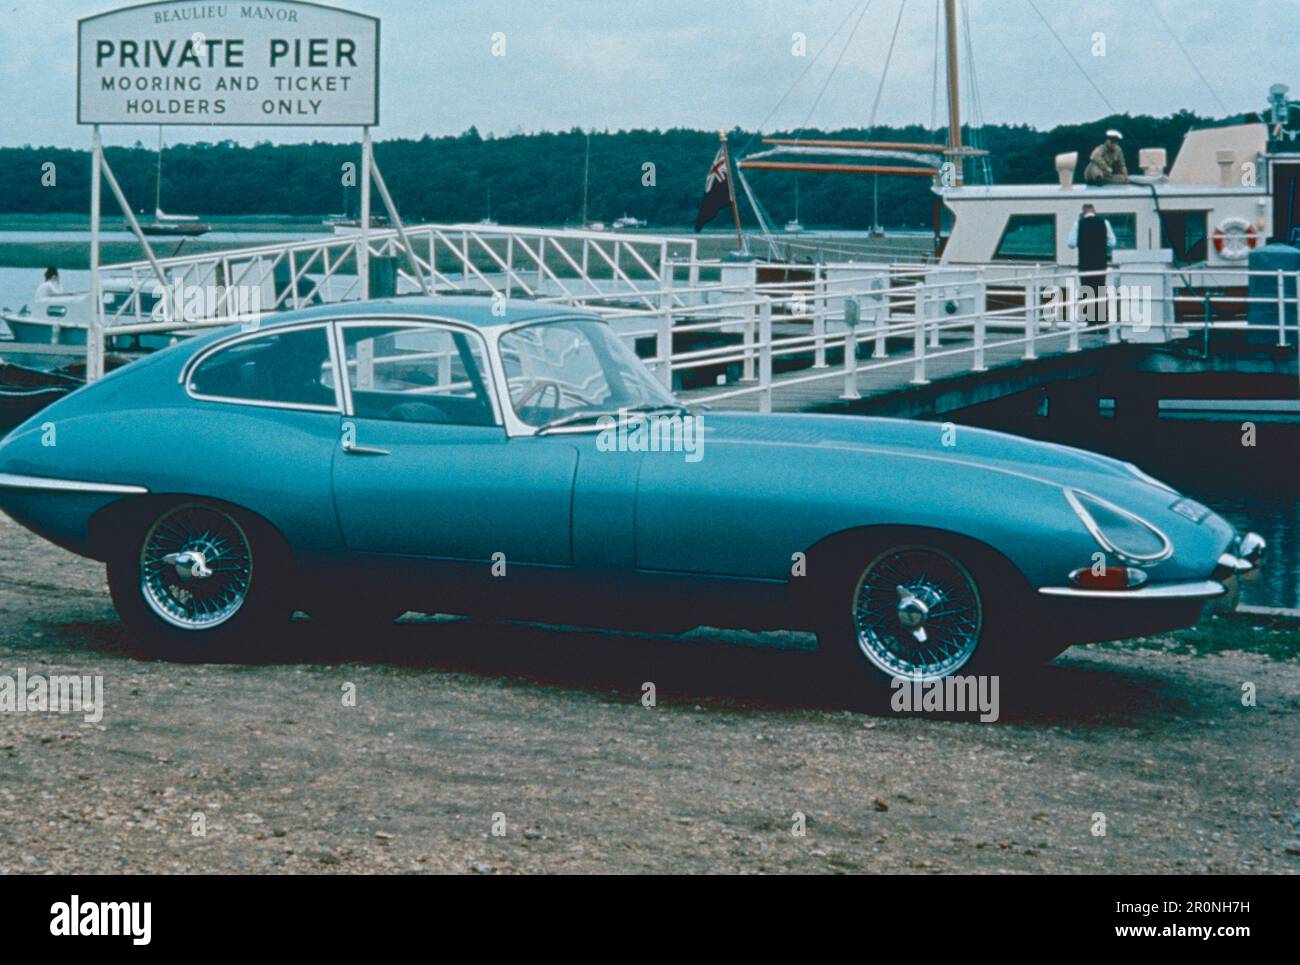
[1,512,1296,874]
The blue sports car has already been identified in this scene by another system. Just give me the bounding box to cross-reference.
[0,296,1264,683]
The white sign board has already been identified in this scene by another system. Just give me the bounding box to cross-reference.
[78,1,379,126]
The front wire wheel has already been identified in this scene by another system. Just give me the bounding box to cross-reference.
[850,544,984,681]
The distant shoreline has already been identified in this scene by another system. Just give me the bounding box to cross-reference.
[0,215,933,270]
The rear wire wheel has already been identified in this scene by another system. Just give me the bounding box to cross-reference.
[108,501,290,660]
[139,505,252,631]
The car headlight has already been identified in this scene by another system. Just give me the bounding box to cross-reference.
[1064,488,1173,564]
[1122,461,1178,494]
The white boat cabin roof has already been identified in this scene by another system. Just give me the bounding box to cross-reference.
[937,123,1278,268]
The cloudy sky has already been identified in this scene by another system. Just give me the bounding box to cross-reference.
[2,0,1296,148]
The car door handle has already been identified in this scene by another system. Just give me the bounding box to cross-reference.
[341,440,390,456]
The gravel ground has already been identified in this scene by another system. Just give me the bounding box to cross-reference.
[1,511,1297,874]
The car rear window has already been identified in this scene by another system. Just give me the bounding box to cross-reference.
[188,326,338,410]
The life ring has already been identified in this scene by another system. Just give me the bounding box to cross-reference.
[1213,218,1259,260]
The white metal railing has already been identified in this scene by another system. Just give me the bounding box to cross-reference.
[93,222,701,328]
[38,223,1298,401]
[606,262,1300,413]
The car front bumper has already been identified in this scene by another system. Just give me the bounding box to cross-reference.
[1035,530,1265,604]
[1029,531,1264,646]
[1037,579,1226,601]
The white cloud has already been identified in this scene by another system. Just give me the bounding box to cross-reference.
[0,0,1293,148]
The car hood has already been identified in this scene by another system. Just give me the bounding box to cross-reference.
[646,410,1236,584]
[698,411,1141,489]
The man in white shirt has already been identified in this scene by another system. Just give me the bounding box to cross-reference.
[1066,205,1117,251]
[34,267,62,301]
[1067,205,1116,326]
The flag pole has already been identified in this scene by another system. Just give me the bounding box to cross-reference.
[719,130,746,253]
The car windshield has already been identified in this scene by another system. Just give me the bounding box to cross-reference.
[498,319,677,428]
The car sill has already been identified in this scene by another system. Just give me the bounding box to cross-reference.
[1037,580,1225,601]
[0,473,149,495]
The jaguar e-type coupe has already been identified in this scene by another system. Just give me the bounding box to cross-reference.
[0,296,1264,683]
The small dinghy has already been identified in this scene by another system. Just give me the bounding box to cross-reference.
[0,361,84,433]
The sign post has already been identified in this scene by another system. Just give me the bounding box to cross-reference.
[360,127,371,299]
[76,0,381,377]
[89,127,102,379]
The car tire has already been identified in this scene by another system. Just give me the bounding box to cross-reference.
[815,531,1025,688]
[107,500,292,661]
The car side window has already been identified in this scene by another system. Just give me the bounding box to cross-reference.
[188,326,338,410]
[341,324,495,426]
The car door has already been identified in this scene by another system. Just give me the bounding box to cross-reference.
[329,320,576,568]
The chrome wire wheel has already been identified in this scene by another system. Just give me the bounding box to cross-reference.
[852,544,983,680]
[139,505,252,631]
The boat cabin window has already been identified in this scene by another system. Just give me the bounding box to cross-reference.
[188,325,338,411]
[993,214,1056,261]
[340,324,495,426]
[1101,212,1137,249]
[1159,210,1209,262]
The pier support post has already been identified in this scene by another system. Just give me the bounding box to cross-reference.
[910,283,929,385]
[656,268,674,391]
[758,297,773,413]
[1068,272,1081,353]
[1023,268,1039,360]
[873,301,887,359]
[359,127,372,299]
[1278,269,1287,348]
[1107,280,1120,344]
[928,281,941,349]
[813,266,827,368]
[740,288,757,381]
[972,268,987,372]
[88,126,103,381]
[840,315,861,401]
[1107,272,1120,344]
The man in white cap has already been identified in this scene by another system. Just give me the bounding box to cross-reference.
[1085,129,1128,185]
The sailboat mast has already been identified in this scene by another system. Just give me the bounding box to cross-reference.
[944,0,964,186]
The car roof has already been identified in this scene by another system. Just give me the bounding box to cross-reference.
[253,294,599,331]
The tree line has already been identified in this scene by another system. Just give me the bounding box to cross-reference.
[0,109,1245,228]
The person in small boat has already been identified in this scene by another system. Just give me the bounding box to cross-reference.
[1084,130,1128,185]
[1068,204,1116,325]
[34,267,62,301]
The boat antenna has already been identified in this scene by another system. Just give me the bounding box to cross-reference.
[866,0,908,138]
[1142,0,1229,115]
[1024,0,1115,113]
[736,0,870,159]
[795,0,875,138]
[960,0,993,185]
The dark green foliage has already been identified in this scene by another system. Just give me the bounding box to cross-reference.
[0,110,1242,227]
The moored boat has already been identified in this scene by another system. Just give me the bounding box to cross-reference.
[0,360,83,432]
